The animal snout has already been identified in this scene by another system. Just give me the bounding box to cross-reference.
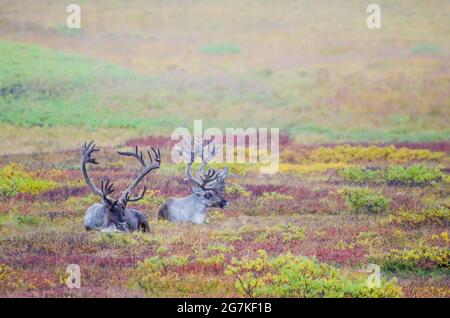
[117,221,128,232]
[220,199,228,208]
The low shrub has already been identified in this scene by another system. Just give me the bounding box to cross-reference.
[128,256,176,296]
[176,162,255,176]
[342,188,390,214]
[339,165,443,186]
[372,245,449,273]
[0,264,27,293]
[278,163,349,175]
[389,209,450,228]
[244,192,296,216]
[385,165,442,186]
[91,232,154,247]
[198,254,225,266]
[280,149,300,164]
[225,250,402,297]
[254,224,306,243]
[206,210,225,223]
[260,192,294,202]
[307,145,444,164]
[445,175,450,184]
[339,167,383,184]
[225,184,252,197]
[65,193,98,207]
[129,255,232,297]
[136,189,165,206]
[207,243,235,254]
[0,264,56,293]
[0,163,57,198]
[280,224,306,242]
[15,214,41,226]
[213,229,244,242]
[431,232,449,243]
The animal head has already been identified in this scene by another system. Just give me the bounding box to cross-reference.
[107,202,128,231]
[191,167,229,208]
[183,140,229,209]
[81,141,161,228]
[96,178,128,231]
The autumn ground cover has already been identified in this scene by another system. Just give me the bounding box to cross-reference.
[0,141,448,297]
[0,1,449,297]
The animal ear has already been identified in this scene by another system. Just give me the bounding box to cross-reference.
[219,167,228,179]
[192,187,205,195]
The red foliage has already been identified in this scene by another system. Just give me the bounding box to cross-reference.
[40,186,88,201]
[389,192,424,212]
[245,184,315,199]
[389,141,450,153]
[125,135,173,148]
[315,246,366,265]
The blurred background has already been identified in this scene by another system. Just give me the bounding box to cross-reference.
[0,0,449,154]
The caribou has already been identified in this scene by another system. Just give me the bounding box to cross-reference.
[81,141,161,232]
[158,141,228,224]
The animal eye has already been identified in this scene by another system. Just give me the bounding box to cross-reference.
[205,193,212,199]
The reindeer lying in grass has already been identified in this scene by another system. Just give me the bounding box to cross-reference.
[81,141,161,232]
[158,141,228,224]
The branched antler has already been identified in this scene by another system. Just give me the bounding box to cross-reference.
[81,141,115,203]
[198,142,216,178]
[124,185,147,202]
[182,139,225,190]
[100,178,115,205]
[200,169,220,188]
[117,146,161,207]
[117,146,146,167]
[81,141,161,208]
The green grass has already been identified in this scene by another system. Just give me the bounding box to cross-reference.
[1,40,449,146]
[0,42,132,87]
[288,125,450,143]
[0,42,187,131]
[410,43,441,55]
[0,0,449,152]
[200,43,241,55]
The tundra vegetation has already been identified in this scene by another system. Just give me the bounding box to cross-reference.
[0,141,448,297]
[0,0,449,297]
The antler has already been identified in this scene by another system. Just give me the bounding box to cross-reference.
[200,169,221,189]
[124,186,147,203]
[81,141,115,203]
[184,140,223,190]
[185,151,203,188]
[100,178,115,205]
[198,142,215,178]
[117,145,146,167]
[117,146,161,207]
